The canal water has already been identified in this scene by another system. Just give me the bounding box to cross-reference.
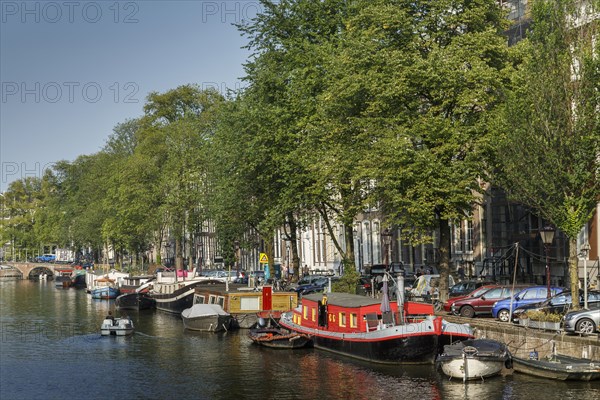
[1,279,598,400]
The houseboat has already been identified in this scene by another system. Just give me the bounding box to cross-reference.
[118,275,154,294]
[279,288,473,364]
[54,268,73,288]
[192,283,298,328]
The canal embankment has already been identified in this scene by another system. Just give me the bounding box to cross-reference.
[442,314,600,361]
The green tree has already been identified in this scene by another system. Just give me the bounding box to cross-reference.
[237,0,363,275]
[331,0,512,301]
[492,0,600,309]
[1,178,43,260]
[139,85,224,271]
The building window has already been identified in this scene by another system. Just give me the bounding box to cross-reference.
[217,296,225,307]
[466,221,473,252]
[208,295,217,304]
[339,312,347,327]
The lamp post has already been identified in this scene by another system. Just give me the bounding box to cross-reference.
[234,240,240,278]
[353,227,363,274]
[539,226,555,299]
[581,242,591,309]
[382,228,393,267]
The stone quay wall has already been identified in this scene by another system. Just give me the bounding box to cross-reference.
[443,315,600,361]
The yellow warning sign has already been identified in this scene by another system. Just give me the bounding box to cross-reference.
[259,253,269,264]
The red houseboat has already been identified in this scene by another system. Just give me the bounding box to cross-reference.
[279,291,473,364]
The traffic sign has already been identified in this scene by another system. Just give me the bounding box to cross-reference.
[259,253,269,264]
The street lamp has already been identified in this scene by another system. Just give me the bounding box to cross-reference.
[381,228,393,267]
[234,240,240,277]
[539,226,555,299]
[353,226,363,273]
[581,242,591,309]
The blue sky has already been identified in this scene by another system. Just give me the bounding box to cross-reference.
[1,0,260,191]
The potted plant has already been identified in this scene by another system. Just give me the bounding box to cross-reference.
[523,310,562,331]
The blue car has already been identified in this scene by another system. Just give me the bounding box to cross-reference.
[492,285,565,322]
[35,254,56,263]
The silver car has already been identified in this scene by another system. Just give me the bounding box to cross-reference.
[563,303,600,335]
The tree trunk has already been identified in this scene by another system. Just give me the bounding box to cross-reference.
[569,236,580,310]
[344,223,356,272]
[265,239,275,281]
[175,236,183,271]
[438,218,451,303]
[287,215,300,282]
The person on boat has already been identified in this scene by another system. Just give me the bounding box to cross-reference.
[106,311,115,325]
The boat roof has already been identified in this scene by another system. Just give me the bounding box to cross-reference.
[183,304,230,318]
[303,292,383,308]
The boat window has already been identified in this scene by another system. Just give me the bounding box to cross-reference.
[350,313,357,328]
[329,313,335,323]
[217,296,225,307]
[339,312,347,327]
[311,307,316,322]
[241,297,260,310]
[209,295,217,304]
[194,296,205,304]
[303,305,308,320]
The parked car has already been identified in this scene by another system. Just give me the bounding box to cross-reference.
[451,284,531,318]
[563,303,600,335]
[512,290,600,323]
[443,284,499,313]
[35,254,56,263]
[356,276,374,296]
[492,286,565,322]
[291,274,325,289]
[294,277,334,296]
[449,280,495,298]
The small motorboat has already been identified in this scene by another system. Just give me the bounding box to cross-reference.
[181,304,234,332]
[100,317,135,336]
[248,328,312,349]
[437,339,512,381]
[512,353,600,381]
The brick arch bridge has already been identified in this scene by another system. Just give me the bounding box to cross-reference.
[4,262,63,279]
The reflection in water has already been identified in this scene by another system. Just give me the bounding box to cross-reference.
[1,280,599,400]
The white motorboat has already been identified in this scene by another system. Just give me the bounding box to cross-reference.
[100,317,135,336]
[437,339,511,381]
[181,304,233,332]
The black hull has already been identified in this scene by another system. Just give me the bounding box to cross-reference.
[72,275,87,289]
[116,292,155,310]
[312,333,438,364]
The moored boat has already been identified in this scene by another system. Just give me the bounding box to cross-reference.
[248,328,312,349]
[115,292,155,310]
[150,279,206,314]
[100,316,135,336]
[181,303,234,332]
[91,285,120,299]
[512,353,600,381]
[54,269,73,288]
[192,283,298,328]
[119,275,154,294]
[437,339,512,381]
[279,276,473,365]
